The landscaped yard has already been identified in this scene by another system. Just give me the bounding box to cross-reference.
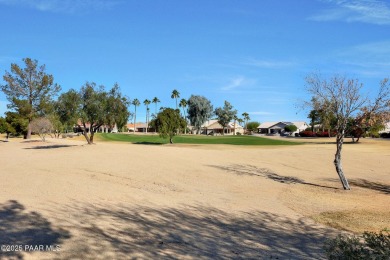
[98,133,301,145]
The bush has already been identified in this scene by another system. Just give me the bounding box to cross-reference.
[246,121,260,132]
[299,131,316,137]
[324,230,390,260]
[316,131,336,137]
[284,124,298,133]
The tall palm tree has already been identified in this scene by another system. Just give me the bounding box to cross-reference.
[242,112,250,134]
[171,89,180,109]
[152,97,160,115]
[143,99,151,133]
[132,99,140,134]
[179,98,188,134]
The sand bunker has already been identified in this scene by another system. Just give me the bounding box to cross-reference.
[0,136,389,259]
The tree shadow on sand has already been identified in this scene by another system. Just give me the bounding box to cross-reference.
[209,164,339,190]
[53,203,339,259]
[24,144,77,150]
[133,142,164,145]
[325,178,390,194]
[0,200,71,259]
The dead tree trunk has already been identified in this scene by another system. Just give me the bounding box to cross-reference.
[334,132,351,190]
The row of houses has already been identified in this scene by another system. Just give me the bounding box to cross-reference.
[126,120,309,136]
[77,120,390,136]
[126,120,245,135]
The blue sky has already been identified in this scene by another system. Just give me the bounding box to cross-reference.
[0,0,389,123]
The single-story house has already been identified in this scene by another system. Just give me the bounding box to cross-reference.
[379,122,390,133]
[197,120,244,135]
[74,120,117,133]
[127,122,155,133]
[257,121,309,135]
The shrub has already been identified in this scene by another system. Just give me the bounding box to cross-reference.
[30,117,53,142]
[284,124,298,133]
[299,131,316,137]
[316,131,336,137]
[246,121,260,132]
[324,230,390,260]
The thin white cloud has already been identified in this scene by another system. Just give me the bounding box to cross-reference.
[220,76,256,91]
[310,0,390,25]
[241,58,296,68]
[0,0,122,14]
[333,40,390,76]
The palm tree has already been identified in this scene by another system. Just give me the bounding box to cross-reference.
[132,99,140,134]
[242,112,250,134]
[179,98,188,134]
[152,97,160,115]
[171,89,180,109]
[237,118,244,126]
[144,99,151,133]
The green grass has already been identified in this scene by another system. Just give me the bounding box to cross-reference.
[98,133,300,146]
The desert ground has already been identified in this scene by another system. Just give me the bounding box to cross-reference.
[0,135,389,259]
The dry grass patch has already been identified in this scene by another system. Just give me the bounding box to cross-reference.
[312,210,390,233]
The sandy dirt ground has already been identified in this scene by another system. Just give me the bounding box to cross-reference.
[0,135,389,259]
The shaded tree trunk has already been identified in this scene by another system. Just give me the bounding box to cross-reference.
[83,131,92,144]
[334,133,351,190]
[82,123,92,144]
[90,132,94,143]
[26,121,32,139]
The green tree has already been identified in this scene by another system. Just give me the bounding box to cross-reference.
[1,58,61,139]
[284,124,297,134]
[0,117,6,133]
[55,89,81,133]
[247,121,260,132]
[59,82,130,144]
[132,98,140,134]
[187,95,213,134]
[171,89,180,109]
[0,116,14,139]
[4,111,28,138]
[155,108,185,143]
[48,113,63,138]
[179,98,188,134]
[106,84,130,132]
[308,109,321,132]
[305,73,390,190]
[214,101,237,135]
[242,112,250,133]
